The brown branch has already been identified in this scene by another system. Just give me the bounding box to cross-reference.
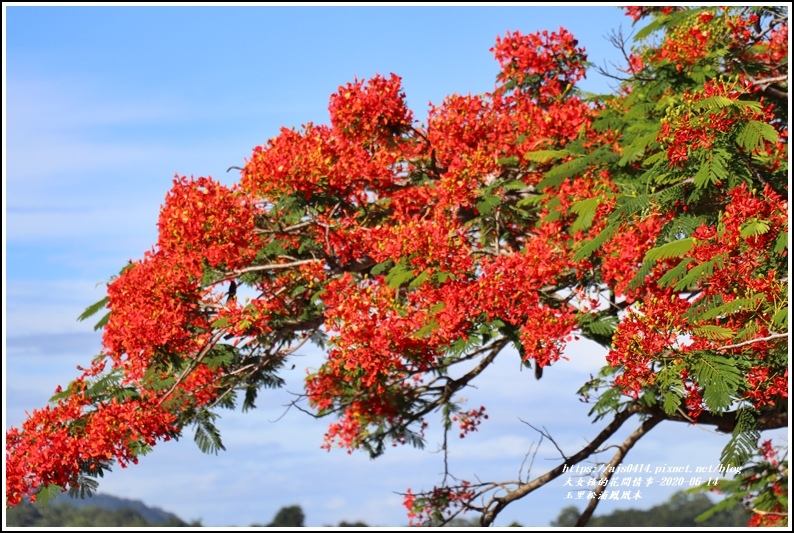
[254,220,315,235]
[230,258,322,275]
[576,414,663,526]
[638,404,787,433]
[155,330,225,408]
[480,407,641,526]
[716,333,788,352]
[750,75,789,86]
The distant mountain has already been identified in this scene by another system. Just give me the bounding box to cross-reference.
[5,493,196,527]
[55,493,189,525]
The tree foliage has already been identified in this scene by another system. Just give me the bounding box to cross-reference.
[5,499,194,527]
[550,490,750,528]
[6,5,788,527]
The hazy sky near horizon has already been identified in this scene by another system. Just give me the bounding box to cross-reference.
[4,3,784,527]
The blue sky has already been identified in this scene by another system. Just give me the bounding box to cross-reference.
[4,3,783,528]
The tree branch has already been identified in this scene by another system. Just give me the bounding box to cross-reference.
[716,333,788,352]
[230,258,322,275]
[479,407,641,526]
[638,404,787,433]
[576,414,663,526]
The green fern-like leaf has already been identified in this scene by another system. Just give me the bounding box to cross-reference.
[611,193,652,221]
[644,238,695,262]
[674,254,727,292]
[693,150,728,188]
[691,324,735,340]
[573,223,619,261]
[36,484,63,506]
[539,147,619,190]
[385,262,415,289]
[773,231,787,254]
[194,416,226,455]
[78,297,109,322]
[540,157,591,188]
[589,386,622,421]
[92,311,110,331]
[692,95,737,111]
[570,197,601,233]
[370,259,394,276]
[772,308,788,329]
[691,353,742,413]
[699,295,763,321]
[68,476,100,500]
[642,150,668,167]
[586,315,618,337]
[736,120,779,152]
[627,258,656,290]
[720,408,759,467]
[658,258,695,288]
[524,149,570,163]
[739,218,770,239]
[619,130,661,166]
[684,294,725,323]
[656,364,685,415]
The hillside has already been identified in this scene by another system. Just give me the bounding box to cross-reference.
[5,493,197,527]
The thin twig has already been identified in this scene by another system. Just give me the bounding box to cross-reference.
[716,333,787,351]
[576,414,663,526]
[230,258,322,275]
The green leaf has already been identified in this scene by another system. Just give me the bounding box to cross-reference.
[539,157,588,189]
[644,238,695,262]
[692,95,736,111]
[538,147,619,190]
[78,297,109,322]
[658,258,695,288]
[436,271,455,283]
[476,193,500,215]
[618,130,660,166]
[370,259,393,276]
[385,262,415,289]
[674,254,726,292]
[589,387,622,421]
[633,15,666,41]
[772,308,788,329]
[524,149,569,163]
[739,218,770,239]
[627,258,656,290]
[691,353,743,413]
[212,316,231,329]
[573,223,619,261]
[691,324,735,340]
[68,476,100,500]
[774,231,788,253]
[194,416,226,455]
[36,484,63,506]
[663,389,682,415]
[497,155,520,166]
[699,296,763,322]
[693,150,727,188]
[642,150,668,167]
[736,120,778,152]
[502,179,528,191]
[585,315,618,337]
[408,270,430,290]
[570,197,601,233]
[685,293,724,323]
[411,320,440,339]
[92,312,110,331]
[720,408,759,467]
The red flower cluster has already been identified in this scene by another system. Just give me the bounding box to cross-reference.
[403,481,475,526]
